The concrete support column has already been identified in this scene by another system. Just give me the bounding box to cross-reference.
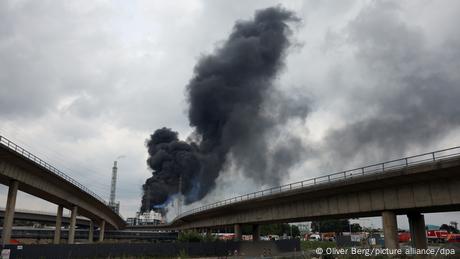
[234,224,242,241]
[408,212,427,249]
[88,220,94,243]
[252,224,260,241]
[99,220,105,242]
[1,180,19,245]
[68,206,78,244]
[53,205,63,244]
[206,228,212,238]
[382,211,399,249]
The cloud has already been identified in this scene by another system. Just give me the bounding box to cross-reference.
[1,0,459,226]
[318,1,460,167]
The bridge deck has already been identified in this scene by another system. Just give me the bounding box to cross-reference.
[0,136,125,229]
[161,146,460,229]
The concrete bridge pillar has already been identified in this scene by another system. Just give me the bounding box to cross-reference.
[408,212,427,249]
[99,220,106,242]
[1,180,18,245]
[234,223,242,241]
[88,220,94,243]
[252,224,260,241]
[53,205,63,244]
[382,211,399,249]
[68,205,78,244]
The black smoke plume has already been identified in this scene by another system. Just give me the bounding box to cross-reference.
[141,128,201,212]
[141,6,303,213]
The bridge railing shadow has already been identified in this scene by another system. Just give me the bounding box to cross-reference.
[176,145,460,220]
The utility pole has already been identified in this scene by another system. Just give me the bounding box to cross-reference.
[177,176,182,216]
[349,220,352,234]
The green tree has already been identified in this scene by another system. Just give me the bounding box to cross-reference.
[351,223,362,232]
[242,225,253,235]
[311,219,352,233]
[440,224,459,234]
[178,230,202,242]
[260,223,300,237]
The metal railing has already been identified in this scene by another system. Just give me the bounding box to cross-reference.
[176,145,460,220]
[0,135,109,206]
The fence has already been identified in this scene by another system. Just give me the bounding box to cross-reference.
[4,239,300,258]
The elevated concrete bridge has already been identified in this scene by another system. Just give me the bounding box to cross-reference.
[164,146,460,250]
[0,208,91,227]
[0,135,126,245]
[4,227,177,242]
[0,208,177,241]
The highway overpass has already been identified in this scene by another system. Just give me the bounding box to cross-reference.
[0,208,177,242]
[3,227,177,242]
[0,135,126,245]
[163,146,460,250]
[0,208,91,227]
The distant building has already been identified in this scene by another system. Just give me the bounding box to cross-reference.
[296,223,311,234]
[138,210,163,225]
[126,217,138,226]
[126,210,164,226]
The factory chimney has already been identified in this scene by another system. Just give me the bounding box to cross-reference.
[109,161,120,213]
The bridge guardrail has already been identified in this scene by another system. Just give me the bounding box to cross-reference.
[176,145,460,220]
[0,135,113,211]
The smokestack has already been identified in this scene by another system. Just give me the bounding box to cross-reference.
[177,175,182,216]
[109,161,120,213]
[110,161,117,205]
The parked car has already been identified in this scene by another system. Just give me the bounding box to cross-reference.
[309,234,321,241]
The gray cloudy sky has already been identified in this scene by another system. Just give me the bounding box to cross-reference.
[1,0,460,228]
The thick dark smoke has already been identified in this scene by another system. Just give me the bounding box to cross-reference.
[141,6,304,212]
[141,128,201,212]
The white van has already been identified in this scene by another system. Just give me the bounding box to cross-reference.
[309,234,321,241]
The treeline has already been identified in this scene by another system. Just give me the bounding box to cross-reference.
[311,219,362,233]
[241,223,300,237]
[178,223,301,242]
